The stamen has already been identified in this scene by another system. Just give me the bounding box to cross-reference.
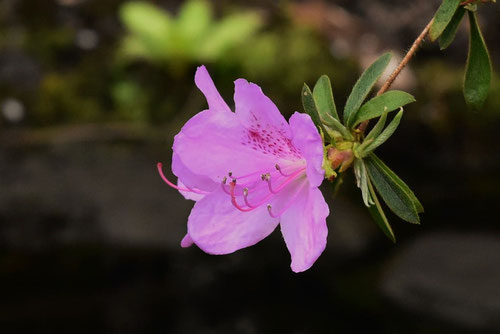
[275,164,294,177]
[157,162,208,194]
[264,167,306,194]
[229,181,255,212]
[221,176,231,195]
[243,187,258,208]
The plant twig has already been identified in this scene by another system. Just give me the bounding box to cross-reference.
[358,18,434,133]
[376,19,434,96]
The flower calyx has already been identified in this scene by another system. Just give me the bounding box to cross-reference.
[324,141,355,181]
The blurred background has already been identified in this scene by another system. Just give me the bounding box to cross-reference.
[1,0,500,332]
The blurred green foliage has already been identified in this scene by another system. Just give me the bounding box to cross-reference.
[118,1,262,69]
[1,0,497,128]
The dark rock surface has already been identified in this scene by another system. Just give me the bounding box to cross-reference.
[381,232,500,332]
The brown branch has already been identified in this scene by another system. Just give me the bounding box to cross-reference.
[358,18,434,133]
[376,18,434,96]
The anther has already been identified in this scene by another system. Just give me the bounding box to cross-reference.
[261,173,270,181]
[228,172,233,177]
[243,188,249,196]
[221,176,231,195]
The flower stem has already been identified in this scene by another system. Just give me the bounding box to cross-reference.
[358,18,434,133]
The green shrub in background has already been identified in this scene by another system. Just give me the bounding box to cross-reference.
[118,0,262,70]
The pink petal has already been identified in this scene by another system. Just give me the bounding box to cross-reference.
[172,153,217,193]
[174,109,279,183]
[181,233,194,248]
[187,188,280,254]
[234,79,292,139]
[289,112,325,188]
[195,65,231,114]
[279,186,329,273]
[177,179,206,201]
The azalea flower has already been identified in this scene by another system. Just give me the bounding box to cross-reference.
[158,66,329,272]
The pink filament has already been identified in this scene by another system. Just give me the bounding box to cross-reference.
[266,167,306,194]
[229,167,306,213]
[157,162,208,195]
[229,181,255,212]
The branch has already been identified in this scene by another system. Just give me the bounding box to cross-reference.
[358,18,434,133]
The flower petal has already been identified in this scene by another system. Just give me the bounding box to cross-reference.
[279,186,329,273]
[195,65,231,114]
[177,179,206,201]
[174,109,279,183]
[234,79,292,139]
[187,188,280,254]
[172,152,217,193]
[181,233,194,248]
[289,112,325,187]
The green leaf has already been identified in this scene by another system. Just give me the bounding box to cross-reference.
[344,52,392,124]
[367,177,396,243]
[354,159,374,207]
[199,12,262,60]
[364,112,387,144]
[430,0,461,41]
[439,6,466,50]
[302,84,332,142]
[331,173,344,199]
[464,11,492,109]
[369,154,423,213]
[325,118,354,141]
[175,0,212,55]
[365,155,420,224]
[358,109,403,157]
[120,2,173,57]
[349,91,415,128]
[313,75,340,122]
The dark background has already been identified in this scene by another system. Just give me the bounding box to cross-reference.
[1,0,500,333]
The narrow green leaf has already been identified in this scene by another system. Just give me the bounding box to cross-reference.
[464,11,492,109]
[344,52,392,124]
[439,6,466,50]
[119,2,173,57]
[120,2,172,37]
[369,154,424,213]
[302,84,331,142]
[365,156,420,224]
[331,173,344,199]
[176,0,212,52]
[430,0,461,41]
[349,91,415,128]
[313,75,340,122]
[325,118,354,141]
[354,159,374,207]
[360,109,403,157]
[364,112,387,144]
[367,177,396,243]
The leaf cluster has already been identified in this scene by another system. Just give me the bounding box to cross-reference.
[302,53,422,242]
[430,0,493,109]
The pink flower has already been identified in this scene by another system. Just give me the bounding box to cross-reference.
[158,66,329,272]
